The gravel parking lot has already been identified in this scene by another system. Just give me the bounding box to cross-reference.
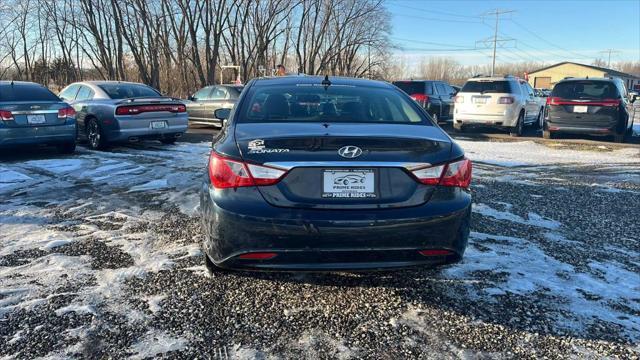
[1,134,639,358]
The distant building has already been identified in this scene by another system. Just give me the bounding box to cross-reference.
[528,62,640,91]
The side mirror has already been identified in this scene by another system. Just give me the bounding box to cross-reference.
[188,95,195,101]
[214,108,231,120]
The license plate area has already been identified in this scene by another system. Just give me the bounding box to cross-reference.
[472,97,488,104]
[322,169,375,198]
[27,114,46,124]
[573,105,588,113]
[150,121,167,129]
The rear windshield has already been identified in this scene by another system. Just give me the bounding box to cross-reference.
[552,81,619,100]
[98,84,161,99]
[460,80,513,93]
[0,84,60,102]
[239,85,426,124]
[393,81,425,95]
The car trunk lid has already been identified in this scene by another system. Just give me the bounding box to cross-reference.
[0,101,69,127]
[235,122,452,209]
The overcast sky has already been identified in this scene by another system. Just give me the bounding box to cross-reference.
[387,0,640,67]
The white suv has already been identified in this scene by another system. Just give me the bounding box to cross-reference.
[453,75,545,136]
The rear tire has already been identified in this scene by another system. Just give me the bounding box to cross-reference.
[57,142,76,154]
[453,123,465,133]
[536,108,544,129]
[86,118,107,150]
[543,130,554,139]
[614,132,626,143]
[510,112,524,137]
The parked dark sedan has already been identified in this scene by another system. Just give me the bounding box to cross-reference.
[199,76,472,272]
[392,80,458,123]
[544,77,636,142]
[186,85,243,127]
[0,81,76,153]
[59,81,188,149]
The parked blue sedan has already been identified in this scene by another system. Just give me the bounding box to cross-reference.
[0,81,77,153]
[59,81,188,149]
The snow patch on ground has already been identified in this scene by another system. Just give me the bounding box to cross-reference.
[458,140,640,167]
[0,168,32,189]
[473,203,561,229]
[445,232,640,338]
[129,330,187,359]
[23,158,85,173]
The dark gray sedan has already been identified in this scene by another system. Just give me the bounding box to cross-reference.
[59,81,188,149]
[0,81,77,153]
[186,85,243,127]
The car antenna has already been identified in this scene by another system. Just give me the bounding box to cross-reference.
[321,75,331,89]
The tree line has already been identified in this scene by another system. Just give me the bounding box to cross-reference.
[0,0,391,97]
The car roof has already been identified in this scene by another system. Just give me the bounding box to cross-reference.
[79,80,151,86]
[251,75,392,89]
[0,81,46,87]
[466,76,520,82]
[392,80,440,83]
[556,77,617,83]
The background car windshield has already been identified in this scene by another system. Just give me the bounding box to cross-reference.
[99,84,161,99]
[461,81,512,93]
[552,81,619,100]
[240,85,425,124]
[393,81,425,95]
[0,84,60,102]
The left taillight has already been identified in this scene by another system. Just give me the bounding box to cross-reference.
[410,158,472,188]
[208,151,287,189]
[58,107,76,119]
[0,110,14,121]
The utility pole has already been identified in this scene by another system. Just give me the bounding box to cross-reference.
[599,49,621,68]
[477,9,515,76]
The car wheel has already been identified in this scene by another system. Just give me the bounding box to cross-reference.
[160,138,177,145]
[536,108,544,129]
[614,132,626,143]
[510,112,524,137]
[453,123,465,133]
[86,119,106,150]
[57,142,76,154]
[543,130,555,139]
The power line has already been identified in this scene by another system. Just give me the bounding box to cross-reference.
[391,3,481,19]
[391,36,473,49]
[509,19,593,60]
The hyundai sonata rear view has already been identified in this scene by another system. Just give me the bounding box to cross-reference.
[199,76,472,271]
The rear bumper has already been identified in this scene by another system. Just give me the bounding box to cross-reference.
[200,184,472,271]
[107,115,188,142]
[454,109,519,127]
[0,124,76,147]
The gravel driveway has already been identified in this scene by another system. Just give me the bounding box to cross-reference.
[1,138,639,359]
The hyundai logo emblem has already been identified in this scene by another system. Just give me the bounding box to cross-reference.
[338,146,363,158]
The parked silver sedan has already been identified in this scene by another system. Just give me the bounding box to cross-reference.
[185,84,243,127]
[59,81,188,149]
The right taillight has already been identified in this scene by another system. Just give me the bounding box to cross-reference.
[0,110,14,121]
[208,151,287,189]
[410,158,472,188]
[410,93,429,106]
[498,96,515,104]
